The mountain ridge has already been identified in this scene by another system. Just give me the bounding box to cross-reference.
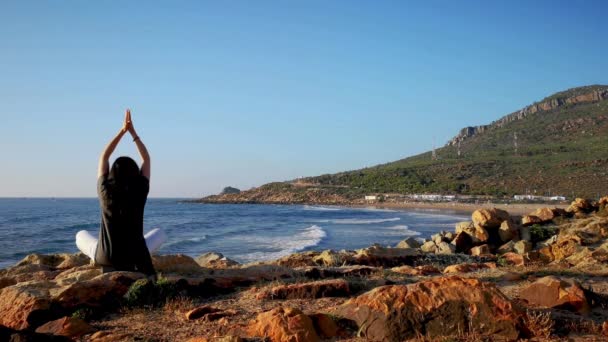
[201,85,608,203]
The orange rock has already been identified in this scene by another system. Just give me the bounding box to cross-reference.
[538,246,555,263]
[501,252,525,266]
[470,244,491,256]
[390,265,441,276]
[502,272,522,281]
[530,208,556,222]
[35,316,95,338]
[521,215,543,226]
[472,208,510,228]
[248,307,319,342]
[185,305,223,320]
[603,321,608,337]
[333,276,524,341]
[152,254,203,273]
[499,220,520,242]
[519,276,590,314]
[551,238,582,261]
[0,281,53,330]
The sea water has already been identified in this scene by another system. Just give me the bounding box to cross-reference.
[0,198,469,268]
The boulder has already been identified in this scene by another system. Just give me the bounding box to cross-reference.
[353,245,419,267]
[274,251,320,268]
[473,225,490,242]
[521,215,543,226]
[0,280,54,330]
[35,316,95,338]
[472,208,510,228]
[16,253,90,270]
[499,220,520,242]
[196,252,239,269]
[333,276,524,340]
[455,221,482,244]
[519,276,590,314]
[500,252,525,266]
[530,208,561,223]
[514,241,532,255]
[497,241,516,254]
[54,271,145,310]
[312,250,353,267]
[421,241,437,253]
[390,265,441,276]
[153,254,203,273]
[256,279,350,300]
[566,198,596,214]
[396,237,421,249]
[550,237,583,261]
[451,232,473,253]
[248,307,319,342]
[436,241,456,255]
[470,244,491,256]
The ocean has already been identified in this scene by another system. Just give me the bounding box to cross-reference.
[0,198,469,269]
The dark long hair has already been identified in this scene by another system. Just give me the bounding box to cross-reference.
[101,156,143,207]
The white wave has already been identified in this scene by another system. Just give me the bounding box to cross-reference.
[163,235,207,247]
[383,224,421,236]
[303,205,342,211]
[317,217,401,224]
[357,207,398,213]
[235,225,326,263]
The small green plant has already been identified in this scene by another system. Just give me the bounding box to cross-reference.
[71,307,94,321]
[529,224,558,243]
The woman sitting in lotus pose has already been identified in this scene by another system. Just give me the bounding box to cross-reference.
[76,110,166,277]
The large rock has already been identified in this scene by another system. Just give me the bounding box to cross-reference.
[16,253,90,270]
[312,250,353,267]
[472,208,510,228]
[153,254,203,273]
[54,271,145,310]
[436,241,456,255]
[514,240,532,255]
[248,307,319,342]
[35,316,95,338]
[256,279,350,300]
[396,237,421,249]
[451,232,473,253]
[521,215,543,226]
[519,276,590,313]
[470,244,491,256]
[455,221,482,244]
[353,245,419,267]
[274,251,320,268]
[195,252,239,269]
[421,241,437,253]
[333,276,524,341]
[566,198,596,214]
[0,281,54,330]
[499,220,520,242]
[390,265,441,276]
[530,207,565,223]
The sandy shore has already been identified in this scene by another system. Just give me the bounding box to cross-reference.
[357,201,569,216]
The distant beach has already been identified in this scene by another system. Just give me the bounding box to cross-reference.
[359,201,568,215]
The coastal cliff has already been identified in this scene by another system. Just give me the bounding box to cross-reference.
[2,198,608,340]
[446,85,608,146]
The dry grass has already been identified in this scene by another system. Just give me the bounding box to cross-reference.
[525,309,554,339]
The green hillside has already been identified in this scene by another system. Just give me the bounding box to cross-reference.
[301,85,608,199]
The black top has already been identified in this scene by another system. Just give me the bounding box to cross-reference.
[95,174,155,275]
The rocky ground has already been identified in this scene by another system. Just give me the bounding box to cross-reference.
[3,198,608,341]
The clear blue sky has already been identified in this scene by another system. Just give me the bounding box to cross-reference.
[1,1,606,197]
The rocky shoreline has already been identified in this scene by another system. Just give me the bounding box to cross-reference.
[2,197,608,341]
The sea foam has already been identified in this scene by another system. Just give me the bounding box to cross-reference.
[317,217,401,224]
[236,225,326,263]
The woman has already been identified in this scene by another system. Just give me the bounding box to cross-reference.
[76,110,166,277]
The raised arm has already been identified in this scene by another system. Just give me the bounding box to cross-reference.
[98,113,129,178]
[125,110,151,180]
